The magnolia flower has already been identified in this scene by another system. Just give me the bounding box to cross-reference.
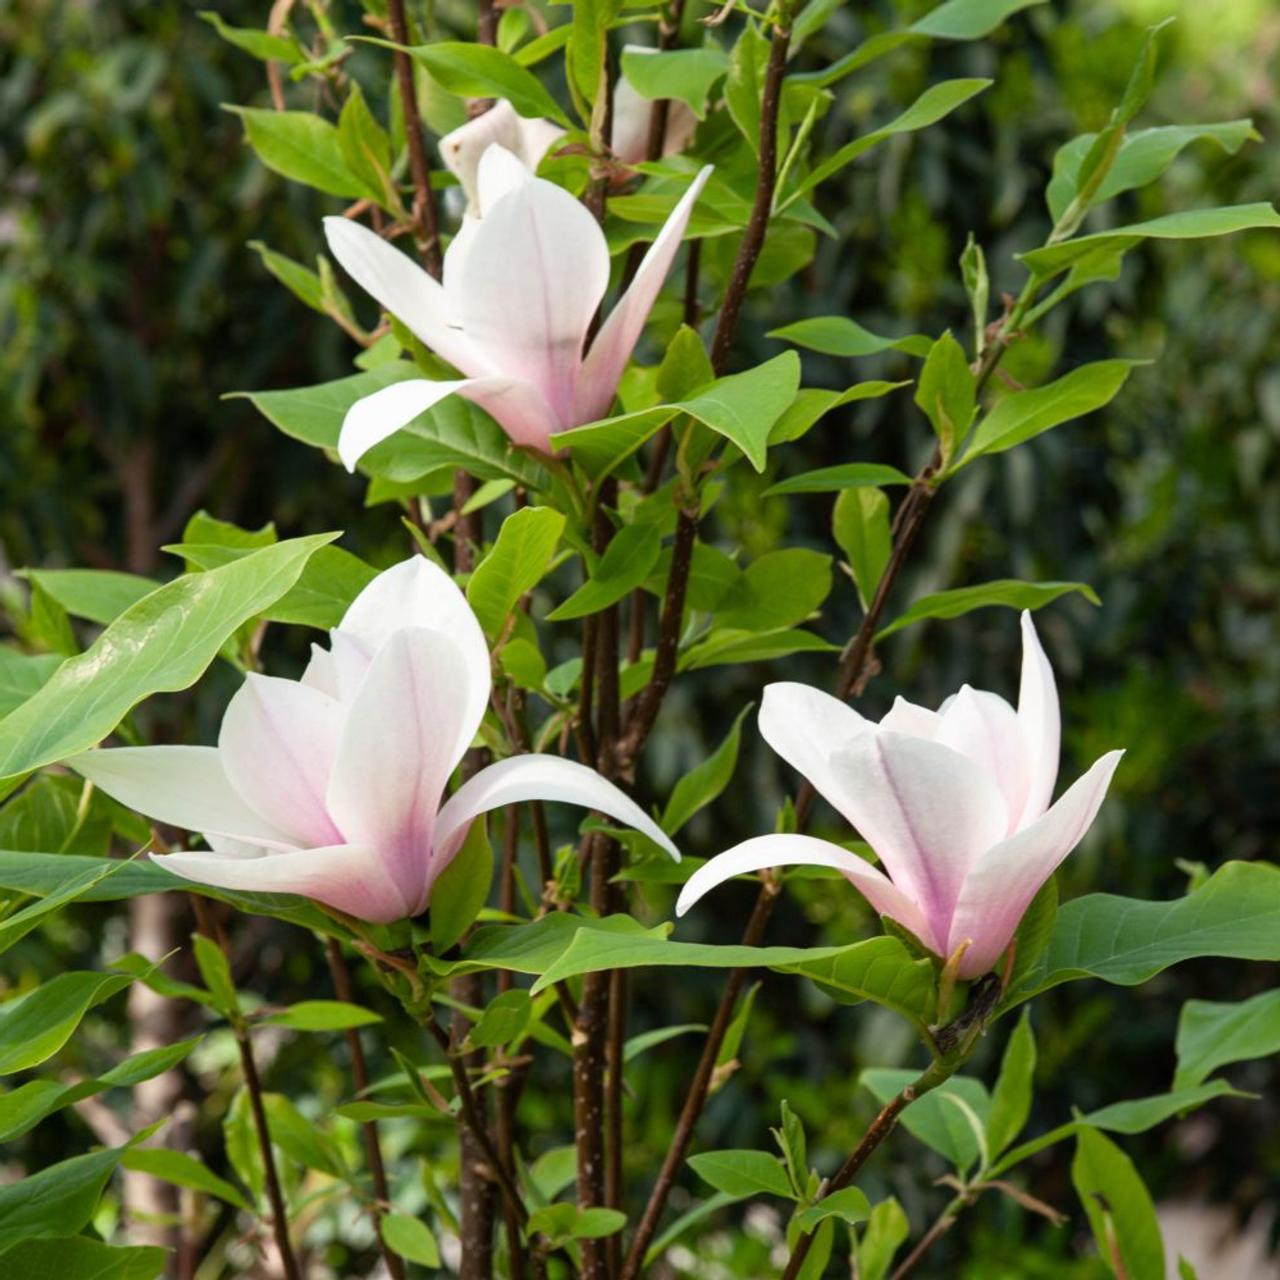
[677,613,1123,979]
[72,558,678,923]
[324,146,712,463]
[439,99,565,214]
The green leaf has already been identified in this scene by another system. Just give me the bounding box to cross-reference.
[465,988,532,1050]
[21,569,156,626]
[192,932,238,1016]
[914,331,975,466]
[986,1008,1036,1158]
[910,0,1046,39]
[661,703,753,834]
[547,525,663,621]
[724,23,770,152]
[198,11,302,64]
[228,107,368,198]
[430,817,494,952]
[0,649,62,718]
[1007,861,1280,1005]
[338,82,393,209]
[382,1213,441,1267]
[1072,1128,1165,1280]
[0,535,336,785]
[794,79,991,200]
[834,488,891,611]
[715,548,832,632]
[860,1070,991,1171]
[794,1186,871,1231]
[656,326,716,402]
[263,1092,345,1176]
[958,360,1141,468]
[573,1207,628,1239]
[781,935,936,1029]
[620,46,730,117]
[249,241,327,314]
[768,316,929,358]
[624,1023,706,1063]
[467,507,565,639]
[0,856,124,955]
[1174,988,1280,1090]
[765,462,911,498]
[0,1238,166,1279]
[0,971,133,1075]
[263,1000,382,1032]
[122,1148,252,1212]
[770,382,912,447]
[857,1197,910,1280]
[391,41,569,124]
[680,627,839,670]
[1020,203,1280,279]
[0,1144,128,1255]
[877,578,1098,641]
[688,1149,794,1199]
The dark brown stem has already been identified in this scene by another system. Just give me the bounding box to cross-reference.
[618,880,780,1280]
[190,900,300,1280]
[385,0,442,279]
[326,939,404,1280]
[477,0,499,46]
[496,814,528,1280]
[888,1198,963,1280]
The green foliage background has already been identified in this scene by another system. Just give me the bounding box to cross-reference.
[1,0,1277,1275]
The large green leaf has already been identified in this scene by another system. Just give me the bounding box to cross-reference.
[1173,989,1280,1090]
[0,970,134,1075]
[122,1148,252,1213]
[547,525,663,622]
[765,462,911,498]
[688,1149,793,1199]
[467,507,565,639]
[1072,1128,1165,1280]
[0,857,124,955]
[715,548,832,632]
[1007,861,1280,1004]
[767,316,930,358]
[228,107,369,199]
[877,579,1099,641]
[0,1145,129,1255]
[620,46,729,116]
[0,1237,165,1279]
[21,569,157,626]
[0,534,336,784]
[778,936,937,1029]
[860,1070,992,1171]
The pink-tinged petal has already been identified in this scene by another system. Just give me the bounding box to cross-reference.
[431,753,679,887]
[574,166,712,424]
[947,749,1124,978]
[326,627,476,913]
[440,104,565,212]
[151,844,415,923]
[611,73,697,165]
[829,731,1009,945]
[301,642,339,698]
[757,681,874,818]
[68,746,296,849]
[337,558,491,744]
[450,160,610,425]
[1016,611,1060,827]
[218,674,345,848]
[878,695,942,739]
[322,217,479,374]
[674,833,936,948]
[934,685,1029,835]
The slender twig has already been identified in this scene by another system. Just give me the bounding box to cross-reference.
[888,1194,965,1280]
[325,939,403,1280]
[190,900,300,1280]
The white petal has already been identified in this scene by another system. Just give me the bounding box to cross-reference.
[1016,611,1061,827]
[431,754,679,887]
[301,642,339,698]
[326,627,478,913]
[674,833,935,948]
[217,674,346,848]
[575,166,712,424]
[68,746,295,849]
[152,844,415,923]
[934,685,1029,835]
[947,750,1124,978]
[440,104,564,212]
[322,216,479,373]
[878,695,942,739]
[476,141,537,212]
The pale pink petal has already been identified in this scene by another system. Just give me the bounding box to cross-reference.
[1016,611,1061,827]
[878,695,942,739]
[947,749,1124,978]
[934,685,1029,834]
[301,642,339,697]
[440,104,564,212]
[611,74,697,165]
[574,166,712,424]
[431,753,679,888]
[326,627,477,913]
[450,159,610,425]
[68,746,295,849]
[757,681,874,818]
[336,558,491,743]
[828,731,1009,946]
[151,843,415,923]
[675,833,936,950]
[218,674,346,848]
[323,217,479,373]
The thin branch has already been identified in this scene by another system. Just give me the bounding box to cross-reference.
[888,1195,965,1280]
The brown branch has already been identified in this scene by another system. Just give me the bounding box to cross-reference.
[325,938,403,1280]
[888,1198,963,1280]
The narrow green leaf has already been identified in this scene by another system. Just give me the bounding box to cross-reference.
[122,1148,252,1212]
[914,331,975,465]
[765,462,911,497]
[857,1197,910,1280]
[192,933,239,1017]
[768,316,930,358]
[877,579,1099,641]
[833,488,891,611]
[688,1149,794,1199]
[986,1008,1036,1158]
[467,507,565,638]
[199,11,302,63]
[0,1145,127,1254]
[660,704,753,834]
[547,525,662,621]
[0,971,133,1075]
[795,1186,871,1231]
[263,1000,382,1032]
[430,817,494,952]
[1072,1128,1165,1280]
[227,107,368,198]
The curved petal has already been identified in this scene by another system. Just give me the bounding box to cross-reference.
[151,843,415,923]
[450,159,610,425]
[878,695,942,739]
[757,681,874,817]
[674,833,935,948]
[947,749,1124,978]
[829,731,1009,945]
[1016,611,1060,827]
[440,103,564,212]
[336,558,491,743]
[575,166,712,424]
[218,674,346,848]
[322,217,479,373]
[934,685,1029,835]
[68,746,296,849]
[326,627,477,913]
[431,753,679,886]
